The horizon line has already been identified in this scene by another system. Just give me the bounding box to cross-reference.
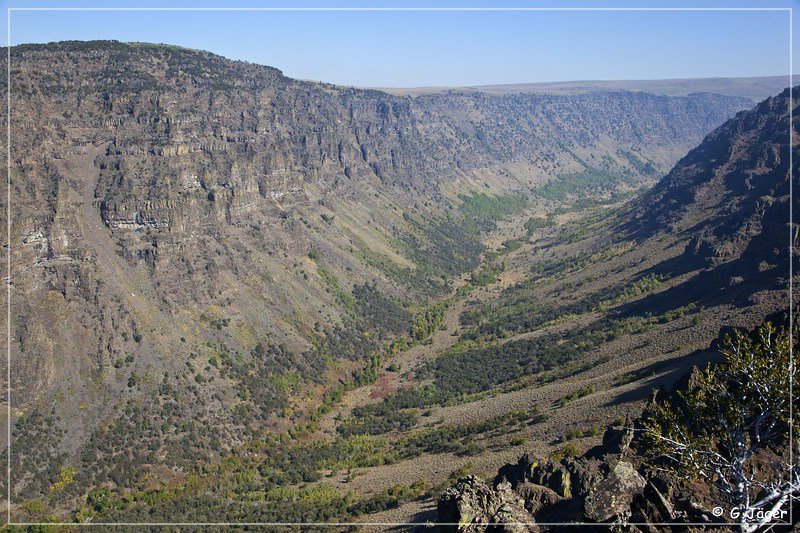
[363,73,796,90]
[6,7,794,11]
[6,39,795,91]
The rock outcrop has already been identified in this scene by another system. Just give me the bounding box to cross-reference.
[437,420,689,529]
[583,460,646,522]
[438,475,538,532]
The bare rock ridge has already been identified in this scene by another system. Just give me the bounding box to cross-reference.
[437,418,685,529]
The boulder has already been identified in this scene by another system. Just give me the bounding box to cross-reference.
[562,457,605,499]
[490,502,538,532]
[439,475,497,531]
[600,419,635,456]
[516,481,564,515]
[526,456,605,501]
[644,481,674,520]
[438,475,538,532]
[583,461,646,522]
[526,459,572,498]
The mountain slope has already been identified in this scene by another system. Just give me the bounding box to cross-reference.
[619,86,795,313]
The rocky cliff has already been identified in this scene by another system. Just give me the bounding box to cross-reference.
[617,86,796,316]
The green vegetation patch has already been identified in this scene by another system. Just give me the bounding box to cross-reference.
[396,213,485,281]
[524,215,555,235]
[410,303,447,341]
[535,165,620,202]
[396,406,547,459]
[469,263,504,286]
[461,273,667,339]
[555,384,596,407]
[458,191,528,232]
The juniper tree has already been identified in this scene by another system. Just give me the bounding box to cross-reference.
[643,321,798,531]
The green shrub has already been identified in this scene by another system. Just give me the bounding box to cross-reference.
[555,384,596,407]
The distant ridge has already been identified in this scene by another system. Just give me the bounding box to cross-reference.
[374,75,795,101]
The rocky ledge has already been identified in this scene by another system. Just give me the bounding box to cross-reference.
[437,411,729,531]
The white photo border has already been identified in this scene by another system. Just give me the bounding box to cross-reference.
[4,5,794,528]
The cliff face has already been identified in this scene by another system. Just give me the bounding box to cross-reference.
[618,86,796,315]
[628,87,793,243]
[2,41,755,501]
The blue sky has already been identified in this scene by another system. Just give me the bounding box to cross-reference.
[1,0,797,87]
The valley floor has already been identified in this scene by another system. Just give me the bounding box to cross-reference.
[293,200,786,525]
